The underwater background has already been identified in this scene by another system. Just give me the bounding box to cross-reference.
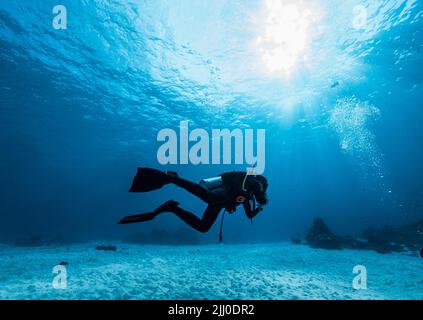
[0,0,422,247]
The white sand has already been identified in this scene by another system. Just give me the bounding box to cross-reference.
[0,242,421,300]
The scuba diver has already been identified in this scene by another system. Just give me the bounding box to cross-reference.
[118,168,268,238]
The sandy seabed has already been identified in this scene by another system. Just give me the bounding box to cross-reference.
[0,242,422,300]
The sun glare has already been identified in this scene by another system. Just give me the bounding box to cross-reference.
[256,0,317,76]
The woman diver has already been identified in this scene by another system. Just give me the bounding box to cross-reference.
[118,168,268,235]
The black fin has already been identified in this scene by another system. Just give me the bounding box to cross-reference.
[118,212,157,224]
[129,167,170,192]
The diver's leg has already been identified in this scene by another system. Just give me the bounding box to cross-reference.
[120,201,223,232]
[167,174,214,203]
[167,203,223,233]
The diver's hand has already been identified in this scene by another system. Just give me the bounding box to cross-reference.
[255,205,263,214]
[248,205,263,219]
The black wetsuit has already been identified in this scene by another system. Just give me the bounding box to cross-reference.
[166,172,261,233]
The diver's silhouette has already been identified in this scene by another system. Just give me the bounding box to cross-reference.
[118,168,268,235]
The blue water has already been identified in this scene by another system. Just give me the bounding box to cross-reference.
[0,0,422,244]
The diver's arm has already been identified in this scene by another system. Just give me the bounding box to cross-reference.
[243,200,263,219]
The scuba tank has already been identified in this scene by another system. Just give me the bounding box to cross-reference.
[199,176,223,191]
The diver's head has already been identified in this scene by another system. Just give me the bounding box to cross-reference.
[246,175,268,205]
